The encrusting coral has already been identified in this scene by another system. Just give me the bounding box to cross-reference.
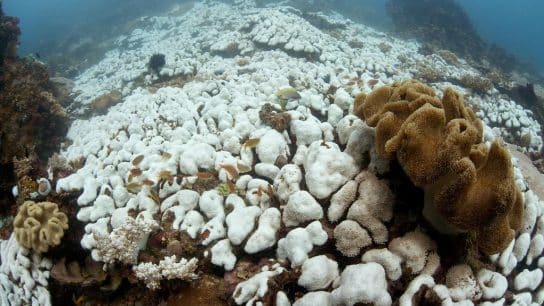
[354,80,523,254]
[13,200,69,253]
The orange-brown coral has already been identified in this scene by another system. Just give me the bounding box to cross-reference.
[354,80,523,254]
[13,200,69,253]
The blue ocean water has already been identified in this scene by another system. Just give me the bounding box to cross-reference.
[456,0,544,75]
[3,0,544,75]
[3,0,113,54]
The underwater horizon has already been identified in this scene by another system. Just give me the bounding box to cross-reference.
[4,0,544,75]
[2,0,544,305]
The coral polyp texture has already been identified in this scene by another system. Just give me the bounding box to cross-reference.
[2,1,544,305]
[13,201,69,253]
[355,80,523,254]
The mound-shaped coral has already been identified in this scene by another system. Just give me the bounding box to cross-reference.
[354,80,523,254]
[13,200,69,253]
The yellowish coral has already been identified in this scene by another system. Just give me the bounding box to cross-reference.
[14,200,69,253]
[354,80,523,255]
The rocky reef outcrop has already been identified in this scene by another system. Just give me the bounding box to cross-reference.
[0,2,70,213]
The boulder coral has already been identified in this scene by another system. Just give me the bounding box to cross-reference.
[354,80,523,254]
[13,200,69,253]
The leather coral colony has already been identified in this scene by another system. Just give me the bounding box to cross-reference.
[354,80,523,255]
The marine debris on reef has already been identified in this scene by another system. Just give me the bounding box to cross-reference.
[2,0,544,305]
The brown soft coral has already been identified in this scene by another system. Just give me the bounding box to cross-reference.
[14,200,69,253]
[354,80,523,255]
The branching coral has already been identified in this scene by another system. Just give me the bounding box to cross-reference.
[354,80,523,254]
[13,200,69,253]
[93,216,158,265]
[132,255,198,290]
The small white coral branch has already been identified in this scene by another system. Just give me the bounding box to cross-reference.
[93,217,158,265]
[132,256,199,290]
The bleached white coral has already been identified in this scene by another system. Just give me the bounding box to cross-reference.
[362,248,402,281]
[132,255,198,289]
[303,141,359,199]
[277,221,328,267]
[445,264,481,302]
[346,171,394,244]
[93,216,158,265]
[245,207,281,254]
[0,234,52,306]
[282,191,323,227]
[477,269,508,300]
[274,164,303,202]
[232,263,285,305]
[211,239,237,271]
[327,180,357,223]
[389,230,437,275]
[331,263,391,306]
[297,255,339,291]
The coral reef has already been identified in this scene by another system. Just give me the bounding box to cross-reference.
[459,74,493,95]
[8,1,541,304]
[13,201,69,253]
[0,234,52,306]
[386,0,523,74]
[0,3,69,214]
[0,5,19,63]
[50,256,107,286]
[386,0,485,59]
[355,80,523,254]
[132,255,198,289]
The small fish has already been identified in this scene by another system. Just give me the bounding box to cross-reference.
[149,190,160,205]
[243,138,260,148]
[220,164,239,180]
[158,170,174,183]
[201,229,210,239]
[142,179,155,186]
[275,87,301,100]
[368,79,379,87]
[126,182,142,193]
[197,172,215,180]
[132,155,144,166]
[130,168,142,176]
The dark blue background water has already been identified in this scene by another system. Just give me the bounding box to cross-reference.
[456,0,544,74]
[3,0,544,74]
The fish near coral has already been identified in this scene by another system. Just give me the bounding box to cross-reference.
[276,87,301,100]
[355,80,523,255]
